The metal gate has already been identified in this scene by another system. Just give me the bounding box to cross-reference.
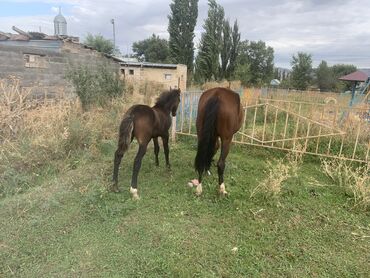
[173,90,370,163]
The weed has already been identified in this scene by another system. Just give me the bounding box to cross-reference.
[250,144,305,199]
[321,159,370,210]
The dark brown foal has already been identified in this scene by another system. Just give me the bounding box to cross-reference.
[188,87,244,196]
[112,89,181,199]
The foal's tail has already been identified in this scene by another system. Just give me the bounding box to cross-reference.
[195,95,219,176]
[117,110,134,153]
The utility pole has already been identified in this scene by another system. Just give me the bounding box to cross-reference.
[111,19,116,51]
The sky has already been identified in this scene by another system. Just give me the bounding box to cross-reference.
[0,0,370,69]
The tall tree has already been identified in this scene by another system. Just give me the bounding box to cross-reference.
[219,19,240,80]
[168,0,198,73]
[195,0,224,82]
[84,33,117,55]
[290,52,313,90]
[227,20,241,79]
[220,19,232,80]
[236,40,274,85]
[315,60,334,91]
[132,34,169,63]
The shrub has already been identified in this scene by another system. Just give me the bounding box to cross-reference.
[66,63,124,110]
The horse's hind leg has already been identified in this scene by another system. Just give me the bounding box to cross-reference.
[217,138,231,195]
[112,148,125,192]
[130,142,148,199]
[153,137,160,166]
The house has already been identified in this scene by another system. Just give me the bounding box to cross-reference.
[121,61,187,92]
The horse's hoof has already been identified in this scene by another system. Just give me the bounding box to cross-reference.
[188,179,199,188]
[130,187,140,200]
[195,183,203,196]
[219,190,228,197]
[219,183,228,196]
[132,194,140,200]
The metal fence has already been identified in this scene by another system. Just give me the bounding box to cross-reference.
[174,89,370,163]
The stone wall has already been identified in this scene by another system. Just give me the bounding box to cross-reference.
[0,40,120,99]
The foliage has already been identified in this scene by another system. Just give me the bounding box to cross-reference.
[194,0,225,82]
[228,20,241,80]
[313,62,357,92]
[195,0,241,83]
[168,0,199,72]
[290,52,313,90]
[132,34,170,63]
[315,60,335,92]
[66,63,124,110]
[234,62,251,86]
[219,20,241,80]
[236,40,274,86]
[84,33,118,55]
[331,64,357,92]
[219,19,232,80]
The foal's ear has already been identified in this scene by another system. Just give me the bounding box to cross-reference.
[169,86,172,91]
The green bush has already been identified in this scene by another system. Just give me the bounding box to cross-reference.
[66,63,124,110]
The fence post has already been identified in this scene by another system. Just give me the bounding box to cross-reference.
[171,116,177,142]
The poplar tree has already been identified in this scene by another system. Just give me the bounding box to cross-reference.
[291,52,313,90]
[168,0,198,72]
[195,0,224,82]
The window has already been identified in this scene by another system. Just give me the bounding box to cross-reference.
[129,69,134,75]
[23,53,47,68]
[164,73,172,80]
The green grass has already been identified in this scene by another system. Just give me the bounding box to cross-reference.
[1,136,369,277]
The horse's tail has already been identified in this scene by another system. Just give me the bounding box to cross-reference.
[117,110,134,153]
[195,95,220,176]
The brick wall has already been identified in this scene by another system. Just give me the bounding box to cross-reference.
[0,40,120,99]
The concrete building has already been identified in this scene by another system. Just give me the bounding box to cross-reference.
[121,61,187,92]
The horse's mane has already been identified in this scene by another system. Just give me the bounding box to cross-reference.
[154,89,179,108]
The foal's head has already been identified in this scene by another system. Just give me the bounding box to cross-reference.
[155,88,181,116]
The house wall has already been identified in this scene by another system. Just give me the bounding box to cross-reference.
[121,64,187,92]
[0,40,120,99]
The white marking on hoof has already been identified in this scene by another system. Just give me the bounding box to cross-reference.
[130,187,140,200]
[188,179,199,187]
[195,183,202,196]
[219,183,228,195]
[207,170,211,176]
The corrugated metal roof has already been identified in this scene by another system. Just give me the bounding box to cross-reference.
[0,39,63,52]
[338,70,370,82]
[120,61,178,69]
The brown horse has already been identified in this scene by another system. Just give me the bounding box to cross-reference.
[188,87,244,196]
[112,88,181,199]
